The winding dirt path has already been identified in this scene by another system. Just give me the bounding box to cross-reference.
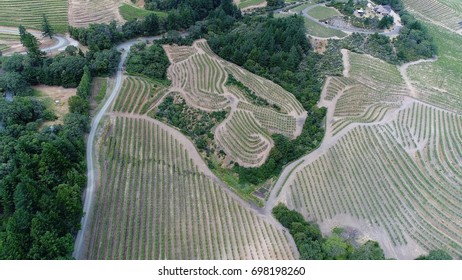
[398,57,438,99]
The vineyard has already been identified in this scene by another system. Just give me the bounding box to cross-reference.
[320,50,406,136]
[281,101,462,258]
[68,0,125,27]
[215,109,273,167]
[86,115,296,259]
[163,40,306,167]
[112,76,168,115]
[403,0,462,32]
[0,0,68,32]
[406,24,462,114]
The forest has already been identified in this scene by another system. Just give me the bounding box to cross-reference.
[0,26,95,259]
[208,15,328,185]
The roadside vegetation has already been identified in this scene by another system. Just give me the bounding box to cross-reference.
[273,204,386,260]
[0,24,119,259]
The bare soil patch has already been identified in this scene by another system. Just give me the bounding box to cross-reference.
[310,37,328,54]
[318,214,426,259]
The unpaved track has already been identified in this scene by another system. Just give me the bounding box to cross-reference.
[73,34,299,259]
[265,52,445,215]
[0,26,74,54]
[301,4,402,37]
[73,35,165,259]
[263,48,462,259]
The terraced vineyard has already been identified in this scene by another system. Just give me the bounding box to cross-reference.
[86,115,296,259]
[403,0,462,32]
[69,0,125,27]
[237,102,298,138]
[321,50,406,136]
[0,0,68,32]
[215,109,273,167]
[281,101,462,258]
[406,24,462,114]
[164,40,306,167]
[112,76,168,115]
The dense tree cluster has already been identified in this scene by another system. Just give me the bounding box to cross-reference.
[395,12,437,62]
[340,13,436,64]
[208,15,327,185]
[341,33,398,63]
[1,29,119,91]
[416,250,453,260]
[69,0,241,51]
[145,0,240,29]
[272,204,386,260]
[0,95,88,259]
[125,43,170,80]
[226,75,271,108]
[155,95,228,157]
[0,25,98,259]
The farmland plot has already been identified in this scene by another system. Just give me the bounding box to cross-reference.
[112,76,168,115]
[164,40,306,167]
[406,24,462,114]
[85,115,296,259]
[0,0,68,32]
[280,101,462,259]
[320,50,407,136]
[69,0,125,27]
[403,0,462,32]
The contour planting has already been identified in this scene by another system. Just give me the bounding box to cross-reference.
[86,115,297,259]
[0,0,68,32]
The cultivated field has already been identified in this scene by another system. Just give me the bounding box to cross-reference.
[68,0,125,27]
[281,102,462,258]
[275,32,462,258]
[321,50,406,136]
[406,24,462,114]
[0,0,68,32]
[112,76,168,115]
[85,114,296,259]
[403,0,462,33]
[164,40,306,167]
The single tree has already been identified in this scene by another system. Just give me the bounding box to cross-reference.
[41,14,54,39]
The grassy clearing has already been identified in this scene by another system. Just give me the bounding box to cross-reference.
[92,77,108,104]
[307,5,342,20]
[238,0,266,9]
[289,3,315,13]
[0,0,68,33]
[304,17,347,38]
[32,85,77,125]
[119,3,168,21]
